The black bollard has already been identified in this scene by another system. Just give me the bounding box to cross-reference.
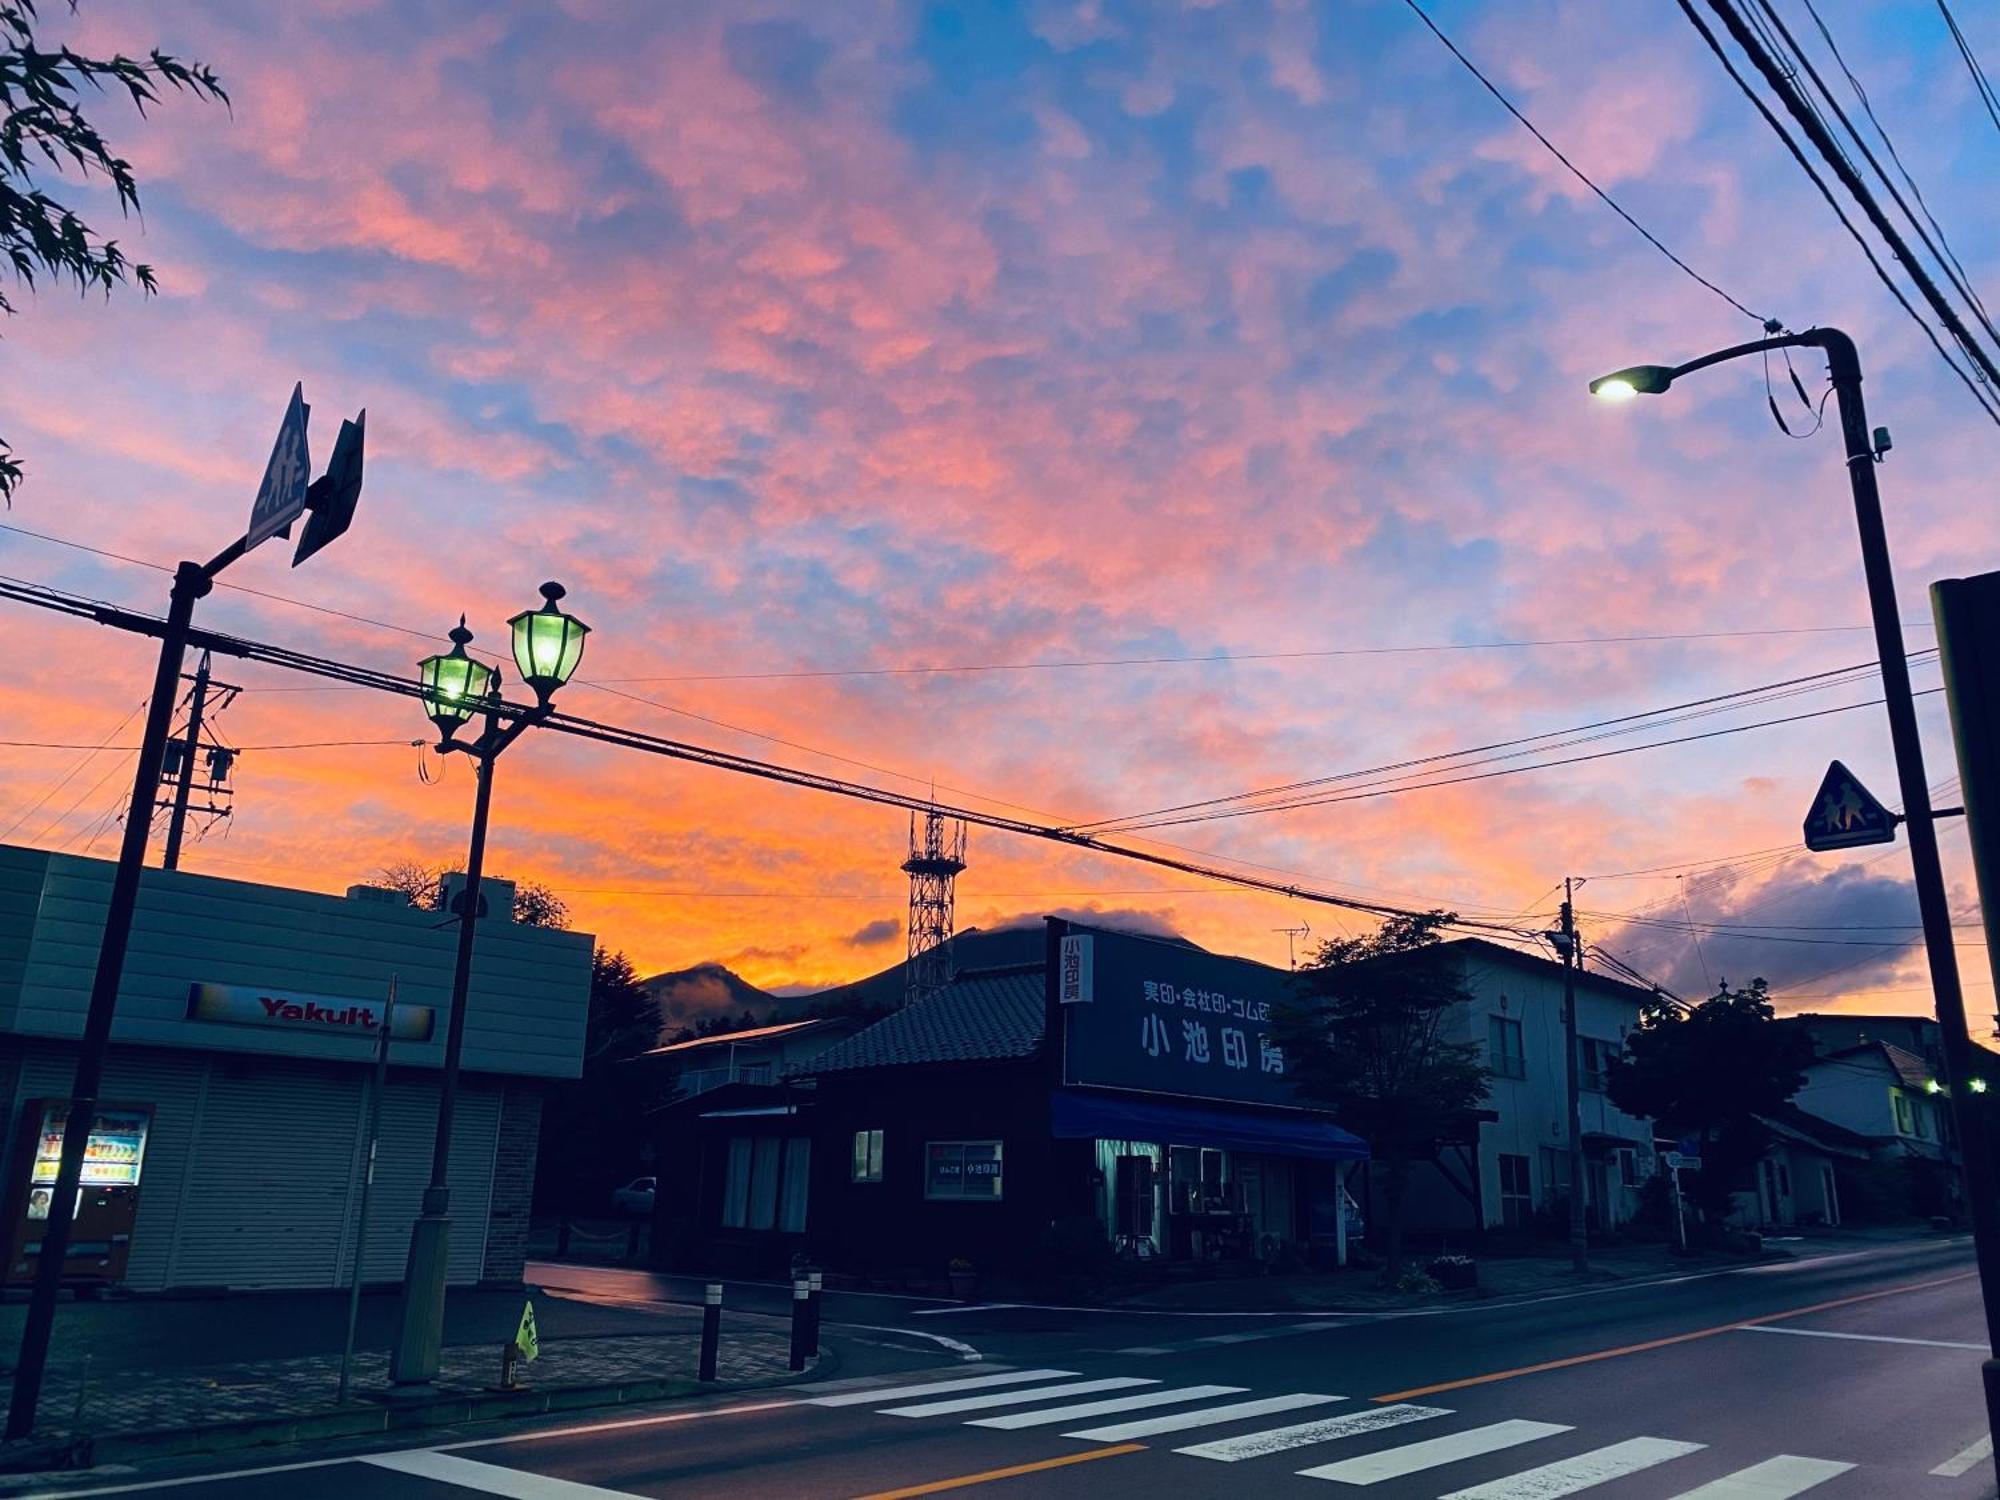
[807,1269,824,1356]
[698,1283,722,1382]
[788,1277,808,1371]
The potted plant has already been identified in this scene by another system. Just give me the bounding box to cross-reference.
[1425,1253,1478,1291]
[948,1257,979,1300]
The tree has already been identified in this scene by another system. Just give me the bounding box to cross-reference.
[1606,978,1813,1221]
[1275,911,1489,1279]
[2,2,227,501]
[374,859,569,929]
[536,947,664,1217]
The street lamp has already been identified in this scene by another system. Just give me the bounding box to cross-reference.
[1590,327,2000,1486]
[390,582,587,1389]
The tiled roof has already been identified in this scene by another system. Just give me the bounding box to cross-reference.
[1823,1040,1935,1090]
[796,967,1046,1075]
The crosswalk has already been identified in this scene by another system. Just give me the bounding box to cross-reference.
[805,1366,1865,1496]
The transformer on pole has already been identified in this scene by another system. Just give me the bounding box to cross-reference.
[901,807,966,1007]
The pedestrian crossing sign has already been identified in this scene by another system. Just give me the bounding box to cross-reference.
[1803,760,1897,852]
[515,1300,539,1363]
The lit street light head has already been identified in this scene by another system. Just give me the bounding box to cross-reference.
[1589,364,1675,400]
[508,581,590,707]
[417,617,495,741]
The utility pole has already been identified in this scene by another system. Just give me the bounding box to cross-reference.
[161,651,212,871]
[1559,879,1588,1275]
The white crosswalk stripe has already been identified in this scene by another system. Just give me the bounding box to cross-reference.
[1298,1419,1572,1486]
[1177,1403,1451,1462]
[879,1376,1156,1418]
[1441,1436,1707,1499]
[1066,1392,1348,1442]
[1663,1455,1855,1499]
[969,1384,1247,1430]
[806,1368,1073,1407]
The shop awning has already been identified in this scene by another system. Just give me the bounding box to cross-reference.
[1050,1090,1369,1161]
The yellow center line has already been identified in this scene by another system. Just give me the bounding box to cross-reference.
[850,1443,1147,1499]
[1372,1270,1977,1404]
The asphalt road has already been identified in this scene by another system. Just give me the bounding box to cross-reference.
[22,1238,1996,1500]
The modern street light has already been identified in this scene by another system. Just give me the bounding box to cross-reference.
[390,582,587,1388]
[1591,327,2000,1489]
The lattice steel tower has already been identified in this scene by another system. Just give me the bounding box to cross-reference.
[902,807,967,1007]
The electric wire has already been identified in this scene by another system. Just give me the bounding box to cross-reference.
[1398,0,1771,324]
[0,697,149,843]
[1936,0,2000,137]
[1680,0,2000,424]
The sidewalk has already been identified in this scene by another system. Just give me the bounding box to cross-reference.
[0,1275,803,1466]
[1084,1227,1952,1314]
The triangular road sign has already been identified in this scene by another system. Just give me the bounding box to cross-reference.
[246,383,312,551]
[1803,760,1898,852]
[292,410,364,568]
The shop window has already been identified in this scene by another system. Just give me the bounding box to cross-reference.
[925,1140,1003,1200]
[719,1134,811,1232]
[1488,1016,1526,1080]
[1115,1155,1155,1240]
[1619,1149,1640,1188]
[1498,1153,1532,1229]
[852,1128,885,1183]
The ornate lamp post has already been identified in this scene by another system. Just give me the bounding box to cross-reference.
[391,582,587,1386]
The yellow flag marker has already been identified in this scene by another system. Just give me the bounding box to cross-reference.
[515,1300,540,1363]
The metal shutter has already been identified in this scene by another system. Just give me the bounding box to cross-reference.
[163,1059,364,1290]
[355,1076,499,1286]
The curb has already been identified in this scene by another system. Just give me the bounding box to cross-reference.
[2,1349,838,1474]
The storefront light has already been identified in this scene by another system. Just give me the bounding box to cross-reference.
[1973,1078,1989,1094]
[508,581,590,706]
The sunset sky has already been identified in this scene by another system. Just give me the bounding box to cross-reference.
[3,0,1996,1017]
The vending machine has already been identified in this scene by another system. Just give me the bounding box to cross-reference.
[4,1099,152,1286]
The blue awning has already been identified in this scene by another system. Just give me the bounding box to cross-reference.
[1051,1090,1368,1162]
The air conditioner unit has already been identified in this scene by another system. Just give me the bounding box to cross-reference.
[439,872,516,922]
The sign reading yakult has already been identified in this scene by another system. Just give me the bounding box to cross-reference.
[1056,924,1300,1108]
[187,982,435,1042]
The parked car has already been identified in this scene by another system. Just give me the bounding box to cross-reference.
[612,1176,656,1218]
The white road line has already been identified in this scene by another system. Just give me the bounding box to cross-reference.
[1664,1455,1855,1499]
[1112,1345,1176,1356]
[1066,1392,1348,1442]
[879,1377,1156,1417]
[1197,1320,1347,1345]
[1737,1324,1988,1351]
[808,1365,1015,1393]
[910,1303,1025,1315]
[831,1322,987,1359]
[1441,1437,1707,1499]
[436,1398,799,1451]
[363,1451,641,1498]
[1931,1433,1995,1478]
[968,1384,1247,1430]
[1297,1419,1572,1485]
[806,1368,1074,1406]
[1177,1403,1451,1462]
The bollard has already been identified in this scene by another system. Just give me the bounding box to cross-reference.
[698,1283,722,1382]
[807,1269,824,1356]
[788,1277,809,1371]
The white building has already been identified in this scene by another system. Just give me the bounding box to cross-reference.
[1792,1041,1951,1161]
[1384,939,1658,1235]
[0,842,591,1292]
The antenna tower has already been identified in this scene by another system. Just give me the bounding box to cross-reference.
[901,806,967,1007]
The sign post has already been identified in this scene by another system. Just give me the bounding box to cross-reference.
[6,383,368,1441]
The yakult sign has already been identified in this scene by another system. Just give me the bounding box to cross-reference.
[186,982,435,1042]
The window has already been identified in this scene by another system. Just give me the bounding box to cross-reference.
[1577,1037,1616,1093]
[1893,1091,1913,1134]
[926,1140,1004,1200]
[851,1128,885,1183]
[1619,1149,1640,1188]
[738,1061,773,1085]
[1498,1153,1532,1229]
[719,1135,810,1232]
[1488,1016,1526,1080]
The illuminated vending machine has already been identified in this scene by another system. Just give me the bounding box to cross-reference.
[4,1099,152,1286]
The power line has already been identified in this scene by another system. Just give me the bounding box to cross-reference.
[1398,0,1770,324]
[1684,0,2000,423]
[1936,0,2000,138]
[0,738,421,752]
[1071,656,1909,833]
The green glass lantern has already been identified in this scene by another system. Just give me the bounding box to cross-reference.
[417,618,495,738]
[508,581,590,705]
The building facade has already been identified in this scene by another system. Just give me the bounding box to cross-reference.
[652,921,1368,1279]
[633,1017,859,1098]
[0,843,591,1292]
